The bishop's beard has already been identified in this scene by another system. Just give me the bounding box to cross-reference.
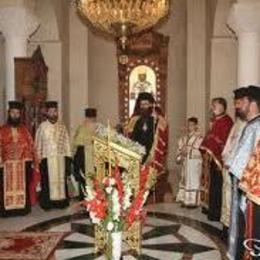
[140,107,153,118]
[7,116,21,127]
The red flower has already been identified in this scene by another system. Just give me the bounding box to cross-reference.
[126,188,147,227]
[78,162,153,230]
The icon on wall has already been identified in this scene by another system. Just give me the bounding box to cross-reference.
[129,65,156,116]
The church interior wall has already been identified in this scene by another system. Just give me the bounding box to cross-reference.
[59,0,70,129]
[0,34,5,124]
[67,0,188,195]
[158,0,187,194]
[27,42,63,115]
[0,0,241,196]
[28,0,70,126]
[68,0,188,196]
[187,0,207,133]
[68,5,89,135]
[204,0,220,132]
[210,37,237,117]
[87,31,118,127]
[210,0,238,118]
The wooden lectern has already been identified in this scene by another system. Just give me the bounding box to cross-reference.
[93,135,143,254]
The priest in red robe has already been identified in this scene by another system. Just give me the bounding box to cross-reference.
[0,101,38,217]
[200,97,233,221]
[124,92,171,202]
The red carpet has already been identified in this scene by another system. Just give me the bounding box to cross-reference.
[0,232,68,260]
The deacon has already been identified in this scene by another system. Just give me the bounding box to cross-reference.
[0,101,38,217]
[176,117,203,207]
[228,86,260,260]
[200,97,233,221]
[35,101,71,210]
[220,88,247,237]
[124,92,172,202]
[73,108,97,200]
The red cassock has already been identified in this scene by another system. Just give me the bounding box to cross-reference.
[0,125,39,215]
[199,114,233,210]
[200,114,234,169]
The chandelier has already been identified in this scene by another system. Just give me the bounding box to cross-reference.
[73,0,169,49]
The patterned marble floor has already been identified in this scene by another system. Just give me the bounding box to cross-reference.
[0,203,227,260]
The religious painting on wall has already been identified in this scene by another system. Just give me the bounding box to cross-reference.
[129,65,157,116]
[15,46,48,137]
[117,31,169,122]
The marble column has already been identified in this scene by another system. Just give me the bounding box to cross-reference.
[0,6,38,102]
[187,0,207,131]
[228,1,260,86]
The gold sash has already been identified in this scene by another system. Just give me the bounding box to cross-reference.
[47,156,66,201]
[4,160,26,210]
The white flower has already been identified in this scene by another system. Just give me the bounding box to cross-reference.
[105,187,113,194]
[114,214,120,221]
[103,177,116,187]
[86,186,95,200]
[107,222,114,231]
[113,189,119,197]
[123,185,132,210]
[102,177,109,185]
[109,178,116,186]
[90,212,100,224]
[111,190,121,220]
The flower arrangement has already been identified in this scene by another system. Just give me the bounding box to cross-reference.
[80,164,155,233]
[79,123,156,259]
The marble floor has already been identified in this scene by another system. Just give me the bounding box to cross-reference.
[0,203,227,260]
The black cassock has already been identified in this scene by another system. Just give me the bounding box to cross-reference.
[130,115,157,163]
[73,146,86,200]
[129,115,172,203]
[39,157,71,210]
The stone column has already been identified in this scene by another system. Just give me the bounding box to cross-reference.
[228,1,260,86]
[0,6,38,102]
[187,0,207,131]
[69,5,89,134]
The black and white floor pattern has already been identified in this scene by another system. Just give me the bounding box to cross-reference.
[24,209,227,260]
